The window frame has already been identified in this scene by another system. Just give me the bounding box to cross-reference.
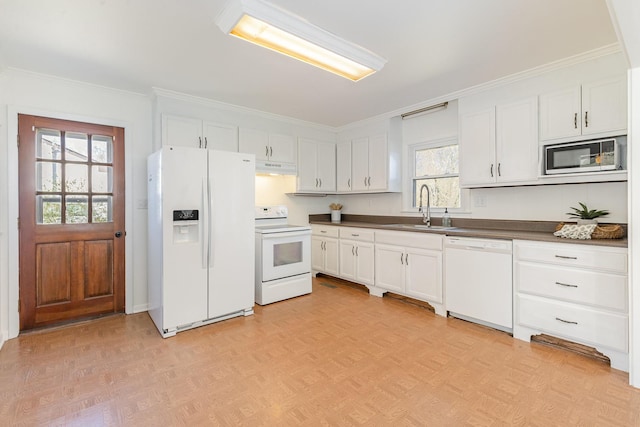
[404,136,468,213]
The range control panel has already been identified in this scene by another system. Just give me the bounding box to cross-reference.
[255,206,288,220]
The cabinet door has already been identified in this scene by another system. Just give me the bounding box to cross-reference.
[355,242,375,286]
[311,237,326,272]
[367,133,388,191]
[351,137,370,191]
[496,97,539,183]
[239,128,269,160]
[374,244,404,292]
[162,115,202,148]
[336,141,352,192]
[269,133,296,163]
[581,76,627,136]
[203,122,237,152]
[459,108,497,186]
[405,247,442,303]
[316,142,336,191]
[539,86,582,140]
[297,138,319,191]
[324,238,340,276]
[339,240,356,281]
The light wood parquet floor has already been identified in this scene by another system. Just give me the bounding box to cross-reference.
[1,276,640,426]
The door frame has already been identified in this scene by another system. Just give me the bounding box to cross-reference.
[6,105,134,339]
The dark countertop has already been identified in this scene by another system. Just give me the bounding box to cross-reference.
[309,215,628,248]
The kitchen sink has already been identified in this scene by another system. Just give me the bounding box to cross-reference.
[387,224,457,231]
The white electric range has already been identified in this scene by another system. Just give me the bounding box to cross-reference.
[254,206,312,305]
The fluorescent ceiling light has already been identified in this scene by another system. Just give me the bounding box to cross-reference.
[216,0,386,81]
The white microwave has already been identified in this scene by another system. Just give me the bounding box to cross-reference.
[544,137,624,175]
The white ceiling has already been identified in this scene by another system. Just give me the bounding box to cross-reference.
[0,0,618,127]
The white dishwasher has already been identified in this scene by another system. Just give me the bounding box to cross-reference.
[444,237,513,332]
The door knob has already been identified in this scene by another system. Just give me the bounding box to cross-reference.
[115,231,124,238]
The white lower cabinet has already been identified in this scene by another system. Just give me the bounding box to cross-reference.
[374,231,444,316]
[311,225,339,276]
[513,240,629,371]
[339,228,375,286]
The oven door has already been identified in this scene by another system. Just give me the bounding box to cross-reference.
[261,230,311,282]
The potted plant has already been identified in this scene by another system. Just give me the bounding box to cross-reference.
[567,202,609,225]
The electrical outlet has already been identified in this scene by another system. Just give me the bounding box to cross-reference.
[474,195,487,208]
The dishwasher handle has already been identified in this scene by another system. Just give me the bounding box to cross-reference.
[445,237,512,253]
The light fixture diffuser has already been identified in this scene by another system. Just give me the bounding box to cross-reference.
[216,0,386,81]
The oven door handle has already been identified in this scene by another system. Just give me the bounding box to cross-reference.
[260,230,311,239]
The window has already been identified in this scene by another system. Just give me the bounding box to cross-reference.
[410,138,460,210]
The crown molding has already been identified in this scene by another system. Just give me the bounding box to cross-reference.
[1,67,149,99]
[151,87,334,132]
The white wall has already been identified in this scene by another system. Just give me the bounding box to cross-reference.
[0,69,153,341]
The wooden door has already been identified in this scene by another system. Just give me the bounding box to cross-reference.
[18,114,125,330]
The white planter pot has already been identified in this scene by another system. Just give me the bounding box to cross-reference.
[577,219,598,225]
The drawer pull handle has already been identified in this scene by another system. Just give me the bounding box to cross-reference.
[555,281,578,288]
[555,317,578,325]
[320,230,327,233]
[555,255,577,260]
[352,234,359,237]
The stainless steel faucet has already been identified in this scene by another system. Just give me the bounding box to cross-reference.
[418,184,431,227]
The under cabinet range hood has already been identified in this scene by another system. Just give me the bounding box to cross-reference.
[256,159,297,175]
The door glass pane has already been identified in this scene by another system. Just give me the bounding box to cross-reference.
[36,161,62,192]
[92,195,113,223]
[92,165,113,192]
[36,195,62,224]
[92,135,113,163]
[65,164,88,192]
[273,241,303,266]
[65,195,88,223]
[65,132,88,161]
[36,129,61,160]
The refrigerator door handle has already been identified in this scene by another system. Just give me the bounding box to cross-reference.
[208,177,214,269]
[202,177,209,270]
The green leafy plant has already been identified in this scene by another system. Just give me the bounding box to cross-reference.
[567,202,609,220]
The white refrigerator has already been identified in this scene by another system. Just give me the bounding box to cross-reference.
[147,146,255,337]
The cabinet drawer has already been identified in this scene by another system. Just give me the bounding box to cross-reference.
[517,294,628,352]
[311,225,339,238]
[514,240,627,273]
[516,262,627,311]
[339,227,375,242]
[376,231,442,250]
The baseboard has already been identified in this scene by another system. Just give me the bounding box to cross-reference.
[0,331,5,351]
[132,303,149,314]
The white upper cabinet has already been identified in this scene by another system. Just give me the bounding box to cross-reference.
[459,108,496,187]
[162,114,238,151]
[239,128,297,173]
[296,138,336,192]
[539,76,627,142]
[239,128,295,163]
[495,97,539,183]
[336,141,352,192]
[268,133,297,164]
[349,133,390,192]
[460,97,538,187]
